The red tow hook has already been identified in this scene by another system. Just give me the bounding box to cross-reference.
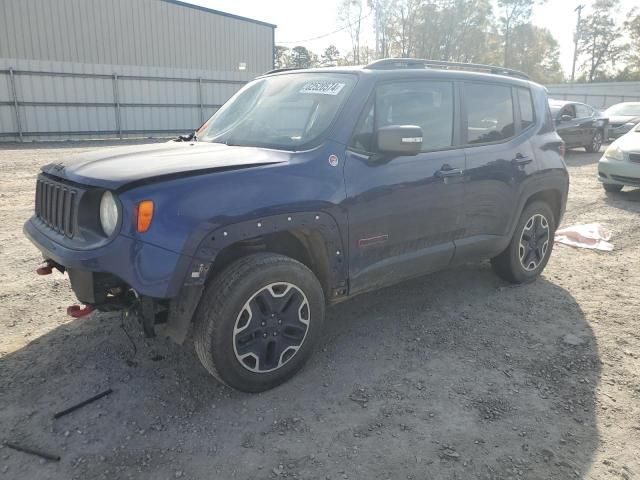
[67,304,95,318]
[36,264,53,275]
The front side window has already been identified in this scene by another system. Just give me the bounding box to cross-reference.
[465,83,514,144]
[350,80,455,153]
[575,104,591,118]
[559,104,576,119]
[199,73,356,150]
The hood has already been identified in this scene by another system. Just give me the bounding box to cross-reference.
[613,129,640,151]
[608,115,640,125]
[41,142,289,189]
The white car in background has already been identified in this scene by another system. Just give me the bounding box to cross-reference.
[598,124,640,192]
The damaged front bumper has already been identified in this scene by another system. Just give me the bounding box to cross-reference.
[23,217,202,343]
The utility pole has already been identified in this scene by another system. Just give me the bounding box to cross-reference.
[373,0,380,58]
[571,4,584,82]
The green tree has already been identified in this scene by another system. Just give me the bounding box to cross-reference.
[321,45,341,66]
[497,0,544,67]
[290,46,314,68]
[577,0,626,82]
[623,8,640,76]
[434,0,495,63]
[274,46,290,69]
[370,0,497,64]
[338,0,365,64]
[367,0,564,81]
[508,24,564,82]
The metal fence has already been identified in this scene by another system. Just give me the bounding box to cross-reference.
[0,68,248,142]
[547,91,640,109]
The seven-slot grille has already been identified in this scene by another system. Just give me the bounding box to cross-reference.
[35,176,77,237]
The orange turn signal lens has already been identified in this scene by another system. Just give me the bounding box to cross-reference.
[136,200,154,233]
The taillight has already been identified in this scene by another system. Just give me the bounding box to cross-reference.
[559,143,566,159]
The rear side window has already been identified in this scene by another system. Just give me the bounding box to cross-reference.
[465,83,514,144]
[350,80,454,153]
[517,88,535,129]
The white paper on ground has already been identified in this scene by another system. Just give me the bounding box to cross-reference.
[554,223,613,251]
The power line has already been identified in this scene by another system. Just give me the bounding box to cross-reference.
[278,9,373,45]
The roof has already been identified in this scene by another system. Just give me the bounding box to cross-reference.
[261,65,533,87]
[161,0,277,28]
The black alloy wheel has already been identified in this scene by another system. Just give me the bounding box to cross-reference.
[518,213,550,272]
[194,253,325,392]
[585,131,603,153]
[233,282,310,373]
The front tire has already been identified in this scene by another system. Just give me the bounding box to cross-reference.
[194,253,325,392]
[585,131,603,153]
[491,201,556,284]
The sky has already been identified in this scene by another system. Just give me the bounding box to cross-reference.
[188,0,637,75]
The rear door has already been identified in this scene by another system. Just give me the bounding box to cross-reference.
[454,82,537,262]
[575,103,596,145]
[344,79,465,294]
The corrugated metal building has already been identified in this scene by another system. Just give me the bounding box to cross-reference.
[0,0,276,141]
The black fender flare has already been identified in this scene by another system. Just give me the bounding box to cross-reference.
[507,169,569,240]
[164,211,347,344]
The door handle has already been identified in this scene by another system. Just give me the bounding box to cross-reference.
[435,167,463,178]
[511,154,532,166]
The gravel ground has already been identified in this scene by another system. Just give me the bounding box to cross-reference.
[0,141,639,480]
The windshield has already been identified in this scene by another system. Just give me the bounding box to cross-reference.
[198,73,356,150]
[605,103,640,116]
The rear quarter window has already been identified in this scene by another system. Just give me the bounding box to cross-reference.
[517,88,535,129]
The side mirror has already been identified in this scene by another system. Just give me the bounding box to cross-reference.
[376,125,423,155]
[560,114,573,122]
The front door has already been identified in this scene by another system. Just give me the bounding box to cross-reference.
[344,79,465,295]
[556,104,581,146]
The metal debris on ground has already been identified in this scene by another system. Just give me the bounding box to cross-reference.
[5,442,61,462]
[53,388,113,419]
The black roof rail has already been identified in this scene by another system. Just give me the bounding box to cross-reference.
[364,58,530,80]
[260,67,304,76]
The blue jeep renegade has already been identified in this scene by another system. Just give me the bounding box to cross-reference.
[24,59,568,392]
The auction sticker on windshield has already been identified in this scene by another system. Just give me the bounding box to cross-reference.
[300,81,346,95]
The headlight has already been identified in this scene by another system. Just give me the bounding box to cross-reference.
[99,191,119,236]
[603,144,624,161]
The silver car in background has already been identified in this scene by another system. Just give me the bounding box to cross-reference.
[598,124,640,192]
[604,102,640,140]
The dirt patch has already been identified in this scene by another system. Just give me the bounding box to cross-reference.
[1,142,639,479]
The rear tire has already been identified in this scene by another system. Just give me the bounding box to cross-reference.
[585,131,603,153]
[603,183,623,193]
[194,252,325,392]
[491,201,556,284]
